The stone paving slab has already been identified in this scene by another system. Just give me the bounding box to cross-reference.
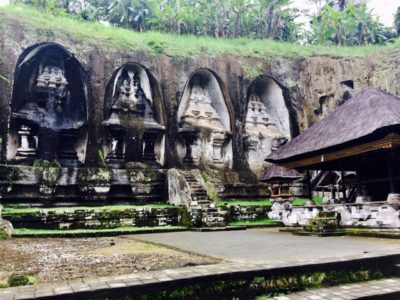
[271,278,400,300]
[127,228,400,264]
[0,251,399,300]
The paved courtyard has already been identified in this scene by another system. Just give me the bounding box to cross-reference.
[130,228,400,263]
[1,228,399,299]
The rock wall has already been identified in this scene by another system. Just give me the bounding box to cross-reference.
[3,206,180,229]
[0,17,399,176]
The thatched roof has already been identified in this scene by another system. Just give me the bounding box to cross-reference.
[266,87,400,164]
[259,165,302,182]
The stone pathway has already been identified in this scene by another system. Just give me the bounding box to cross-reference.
[271,278,400,300]
[0,251,398,299]
[130,228,400,263]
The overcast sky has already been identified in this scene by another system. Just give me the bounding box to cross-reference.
[291,0,400,27]
[0,0,399,27]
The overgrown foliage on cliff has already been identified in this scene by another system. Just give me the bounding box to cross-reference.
[11,0,398,46]
[1,4,399,59]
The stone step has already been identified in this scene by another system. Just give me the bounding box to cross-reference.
[191,190,207,194]
[202,222,227,228]
[189,182,203,189]
[189,185,203,189]
[193,195,208,199]
[197,200,211,204]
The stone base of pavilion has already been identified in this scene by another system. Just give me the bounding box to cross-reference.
[268,200,400,229]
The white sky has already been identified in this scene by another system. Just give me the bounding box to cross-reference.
[291,0,400,27]
[0,0,399,27]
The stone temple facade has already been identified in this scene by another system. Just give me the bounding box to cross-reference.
[0,28,399,228]
[0,42,295,207]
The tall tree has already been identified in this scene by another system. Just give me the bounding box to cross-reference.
[395,6,400,36]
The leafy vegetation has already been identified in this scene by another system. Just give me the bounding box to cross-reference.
[1,5,398,59]
[310,3,396,46]
[292,197,323,206]
[9,0,399,46]
[131,268,386,300]
[7,274,36,287]
[14,0,300,41]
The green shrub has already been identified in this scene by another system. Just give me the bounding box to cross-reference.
[0,231,9,240]
[8,274,30,287]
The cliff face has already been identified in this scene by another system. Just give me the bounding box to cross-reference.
[0,16,399,173]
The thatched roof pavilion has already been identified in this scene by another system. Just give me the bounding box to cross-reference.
[266,87,400,201]
[259,165,302,199]
[259,165,302,183]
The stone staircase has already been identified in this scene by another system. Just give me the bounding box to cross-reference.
[179,170,226,227]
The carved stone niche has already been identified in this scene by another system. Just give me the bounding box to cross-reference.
[103,63,165,169]
[177,69,233,170]
[244,77,291,177]
[9,43,88,167]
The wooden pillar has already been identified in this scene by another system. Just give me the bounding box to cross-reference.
[356,164,363,196]
[330,171,336,199]
[387,150,398,193]
[341,170,347,202]
[306,170,313,202]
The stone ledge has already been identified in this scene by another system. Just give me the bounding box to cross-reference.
[0,251,399,299]
[273,278,400,300]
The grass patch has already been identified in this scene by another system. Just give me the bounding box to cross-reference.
[292,197,323,206]
[229,219,281,227]
[217,200,272,207]
[12,226,186,237]
[1,5,399,59]
[2,204,175,215]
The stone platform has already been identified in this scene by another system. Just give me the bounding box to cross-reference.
[0,251,398,300]
[0,165,167,205]
[0,229,399,299]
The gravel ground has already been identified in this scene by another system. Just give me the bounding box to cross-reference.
[0,236,218,284]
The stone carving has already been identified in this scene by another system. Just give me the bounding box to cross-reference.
[103,67,164,168]
[244,94,288,175]
[268,202,400,228]
[13,50,86,166]
[179,77,231,168]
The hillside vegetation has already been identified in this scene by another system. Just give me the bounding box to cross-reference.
[1,5,399,59]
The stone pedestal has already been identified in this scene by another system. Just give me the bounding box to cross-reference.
[37,129,59,162]
[106,129,125,168]
[355,196,371,204]
[181,129,199,168]
[143,131,162,169]
[143,132,157,162]
[387,193,400,205]
[16,125,37,161]
[58,129,80,167]
[212,131,227,165]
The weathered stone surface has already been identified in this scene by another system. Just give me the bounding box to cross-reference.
[3,206,179,229]
[268,202,400,228]
[167,169,192,207]
[1,16,400,210]
[2,18,398,173]
[0,205,13,238]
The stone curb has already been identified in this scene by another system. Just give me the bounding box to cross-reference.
[0,251,399,300]
[272,278,400,300]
